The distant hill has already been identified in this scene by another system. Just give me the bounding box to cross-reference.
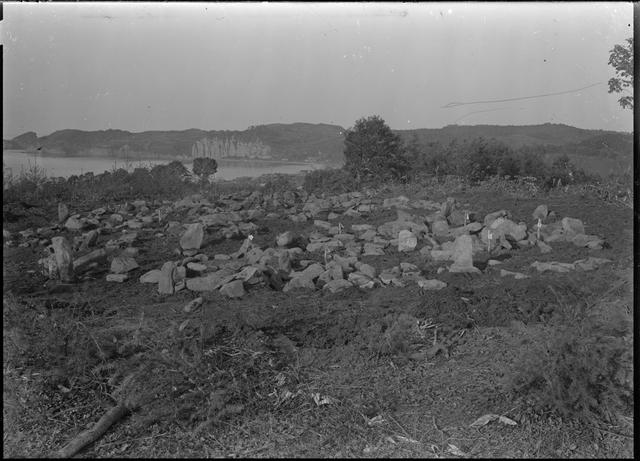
[4,123,632,173]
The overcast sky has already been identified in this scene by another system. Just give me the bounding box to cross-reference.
[2,2,633,138]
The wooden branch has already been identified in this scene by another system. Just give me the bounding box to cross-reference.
[51,403,129,458]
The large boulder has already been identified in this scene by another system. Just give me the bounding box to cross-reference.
[180,223,204,250]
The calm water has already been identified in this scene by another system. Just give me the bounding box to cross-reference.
[2,151,324,181]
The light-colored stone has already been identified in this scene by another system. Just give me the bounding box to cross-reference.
[431,220,450,236]
[348,272,375,289]
[323,279,353,293]
[531,261,575,273]
[140,269,162,283]
[64,216,85,231]
[180,223,204,250]
[355,262,377,279]
[283,276,316,292]
[561,217,585,236]
[398,230,418,252]
[158,261,177,294]
[106,273,128,283]
[483,210,508,227]
[219,280,245,298]
[532,204,548,221]
[74,248,107,273]
[362,243,385,256]
[111,256,139,274]
[276,231,294,247]
[449,235,480,273]
[184,297,203,313]
[186,268,235,292]
[50,236,74,281]
[537,241,552,253]
[417,279,447,290]
[500,269,529,279]
[58,203,70,223]
[186,262,208,273]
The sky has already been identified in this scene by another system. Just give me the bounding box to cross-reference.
[2,2,634,139]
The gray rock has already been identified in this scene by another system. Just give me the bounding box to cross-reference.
[362,243,385,256]
[219,280,245,298]
[571,233,603,249]
[573,257,612,271]
[64,216,85,231]
[323,279,353,293]
[430,249,453,261]
[348,272,375,289]
[537,241,552,253]
[500,269,529,279]
[449,235,480,273]
[140,269,162,283]
[186,262,208,273]
[355,262,377,279]
[417,279,447,290]
[110,256,139,274]
[532,204,548,221]
[483,210,508,227]
[74,248,107,273]
[184,297,203,313]
[283,276,316,292]
[531,261,575,273]
[58,203,70,223]
[180,223,204,250]
[106,273,129,283]
[158,261,177,294]
[561,217,585,236]
[50,236,75,282]
[276,231,294,247]
[186,268,235,292]
[431,220,450,237]
[398,230,418,252]
[302,263,325,281]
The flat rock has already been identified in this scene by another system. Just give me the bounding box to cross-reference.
[531,261,575,273]
[500,269,529,279]
[348,272,375,289]
[186,268,235,292]
[276,231,294,247]
[106,273,129,283]
[283,275,316,292]
[140,269,162,283]
[417,279,447,290]
[323,279,353,293]
[110,256,139,274]
[561,217,585,236]
[219,280,245,298]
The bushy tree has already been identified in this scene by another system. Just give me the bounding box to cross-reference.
[608,37,633,109]
[343,115,409,183]
[192,157,218,184]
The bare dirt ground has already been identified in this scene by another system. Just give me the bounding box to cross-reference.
[3,186,633,458]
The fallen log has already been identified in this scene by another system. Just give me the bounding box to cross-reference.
[51,403,129,458]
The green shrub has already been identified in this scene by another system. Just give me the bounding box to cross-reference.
[302,168,358,194]
[504,299,632,425]
[344,115,410,184]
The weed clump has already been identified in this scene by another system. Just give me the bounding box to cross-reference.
[302,168,357,194]
[504,298,633,426]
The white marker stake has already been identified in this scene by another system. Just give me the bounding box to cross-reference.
[338,222,344,234]
[487,231,493,253]
[464,212,469,226]
[536,218,542,240]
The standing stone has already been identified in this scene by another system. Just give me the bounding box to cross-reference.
[398,230,418,252]
[532,204,548,221]
[158,261,176,295]
[449,234,480,273]
[50,236,74,282]
[180,223,204,250]
[58,203,70,223]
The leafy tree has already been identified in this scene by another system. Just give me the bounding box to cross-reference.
[192,157,218,184]
[608,38,633,109]
[343,115,409,183]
